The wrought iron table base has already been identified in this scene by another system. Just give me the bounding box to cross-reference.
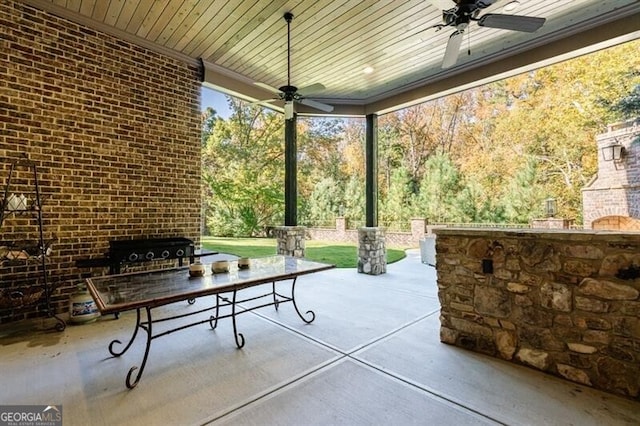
[107,277,313,389]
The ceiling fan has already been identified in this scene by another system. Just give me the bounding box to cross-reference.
[255,12,334,120]
[429,0,546,69]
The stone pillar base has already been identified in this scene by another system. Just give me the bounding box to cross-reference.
[274,226,306,258]
[358,227,386,275]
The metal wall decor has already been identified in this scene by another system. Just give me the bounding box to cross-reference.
[1,156,65,330]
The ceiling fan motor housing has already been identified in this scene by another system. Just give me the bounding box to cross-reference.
[444,2,480,27]
[279,85,298,101]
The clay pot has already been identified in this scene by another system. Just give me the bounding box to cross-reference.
[211,260,229,273]
[189,261,206,277]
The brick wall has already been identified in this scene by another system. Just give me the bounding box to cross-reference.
[582,119,640,229]
[435,228,640,400]
[0,1,202,323]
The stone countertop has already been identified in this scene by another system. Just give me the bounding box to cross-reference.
[432,227,640,240]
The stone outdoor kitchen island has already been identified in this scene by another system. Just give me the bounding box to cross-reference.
[433,228,640,400]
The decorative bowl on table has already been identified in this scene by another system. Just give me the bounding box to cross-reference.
[237,258,250,270]
[211,260,229,274]
[189,261,205,277]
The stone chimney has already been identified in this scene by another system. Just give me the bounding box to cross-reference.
[582,118,640,230]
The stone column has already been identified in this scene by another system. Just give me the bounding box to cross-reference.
[274,226,305,258]
[358,227,386,275]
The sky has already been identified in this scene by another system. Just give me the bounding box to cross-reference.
[201,86,232,119]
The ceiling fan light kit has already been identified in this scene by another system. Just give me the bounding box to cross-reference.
[431,0,546,69]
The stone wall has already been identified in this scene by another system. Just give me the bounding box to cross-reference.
[434,228,640,400]
[304,218,425,248]
[0,1,202,323]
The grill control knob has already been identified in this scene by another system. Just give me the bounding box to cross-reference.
[145,251,155,260]
[176,249,185,257]
[128,253,139,262]
[161,250,170,259]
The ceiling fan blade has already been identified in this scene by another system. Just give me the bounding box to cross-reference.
[297,83,325,97]
[254,82,282,94]
[427,0,454,10]
[250,97,278,107]
[284,101,295,119]
[442,30,463,69]
[477,14,546,32]
[299,98,334,113]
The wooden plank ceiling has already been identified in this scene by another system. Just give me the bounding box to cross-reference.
[22,0,640,116]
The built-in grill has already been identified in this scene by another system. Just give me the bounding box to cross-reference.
[108,237,194,274]
[76,237,196,274]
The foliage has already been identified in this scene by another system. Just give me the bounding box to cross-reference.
[380,166,414,226]
[500,158,544,223]
[609,83,640,119]
[202,98,284,236]
[202,40,640,234]
[306,177,343,224]
[201,107,219,146]
[410,151,465,222]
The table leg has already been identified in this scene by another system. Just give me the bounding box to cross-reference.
[272,281,279,310]
[209,294,220,329]
[291,277,315,323]
[108,308,141,357]
[124,306,153,389]
[231,289,245,348]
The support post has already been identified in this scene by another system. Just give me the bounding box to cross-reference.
[365,114,378,227]
[284,114,297,226]
[359,114,385,275]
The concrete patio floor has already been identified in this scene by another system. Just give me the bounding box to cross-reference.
[1,249,639,425]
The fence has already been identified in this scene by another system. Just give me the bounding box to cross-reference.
[301,217,561,248]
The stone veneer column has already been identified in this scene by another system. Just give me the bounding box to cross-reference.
[274,226,306,257]
[358,227,386,275]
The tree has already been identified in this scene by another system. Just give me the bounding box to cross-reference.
[342,175,365,223]
[202,98,284,236]
[411,151,464,223]
[455,180,506,223]
[609,83,640,119]
[201,107,219,146]
[297,117,346,202]
[380,166,413,227]
[379,94,472,191]
[305,177,343,225]
[500,157,545,223]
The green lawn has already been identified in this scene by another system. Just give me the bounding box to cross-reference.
[201,237,406,268]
